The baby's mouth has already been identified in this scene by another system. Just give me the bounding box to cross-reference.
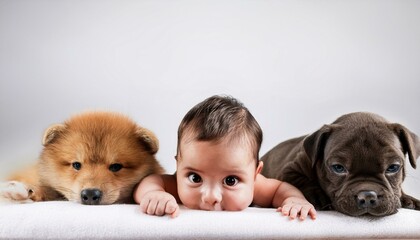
[213,203,223,211]
[200,203,223,211]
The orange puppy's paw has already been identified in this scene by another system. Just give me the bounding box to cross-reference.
[0,181,34,203]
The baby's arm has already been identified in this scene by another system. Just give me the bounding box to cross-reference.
[133,174,179,217]
[253,174,317,220]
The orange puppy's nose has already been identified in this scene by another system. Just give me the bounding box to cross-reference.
[81,188,102,205]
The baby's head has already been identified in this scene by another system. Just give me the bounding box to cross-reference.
[175,95,263,211]
[176,95,262,162]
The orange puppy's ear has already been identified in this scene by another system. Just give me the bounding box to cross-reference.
[42,124,66,146]
[136,127,159,155]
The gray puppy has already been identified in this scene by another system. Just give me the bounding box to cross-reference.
[261,112,420,216]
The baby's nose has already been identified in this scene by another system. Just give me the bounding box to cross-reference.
[202,187,222,205]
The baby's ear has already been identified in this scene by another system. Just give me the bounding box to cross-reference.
[42,124,66,146]
[136,127,159,155]
[255,161,263,180]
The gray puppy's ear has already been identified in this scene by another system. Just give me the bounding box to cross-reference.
[389,123,420,169]
[303,124,334,168]
[136,127,159,155]
[42,124,66,146]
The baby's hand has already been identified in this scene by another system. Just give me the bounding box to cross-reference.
[277,196,317,220]
[139,191,179,218]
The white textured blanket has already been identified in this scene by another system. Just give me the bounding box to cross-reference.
[0,201,419,240]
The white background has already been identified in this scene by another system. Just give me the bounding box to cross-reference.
[1,0,419,196]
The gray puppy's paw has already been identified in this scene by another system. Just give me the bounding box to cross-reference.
[400,193,420,210]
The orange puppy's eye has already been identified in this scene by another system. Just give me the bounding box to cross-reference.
[109,163,123,172]
[72,162,82,170]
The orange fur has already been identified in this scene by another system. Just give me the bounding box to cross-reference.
[7,112,164,204]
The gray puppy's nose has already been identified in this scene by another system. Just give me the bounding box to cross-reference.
[356,191,378,209]
[81,188,102,205]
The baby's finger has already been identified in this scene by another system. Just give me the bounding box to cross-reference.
[170,204,180,218]
[139,199,150,213]
[298,206,311,220]
[281,205,291,216]
[166,200,179,218]
[146,199,159,215]
[165,200,177,213]
[155,200,167,216]
[309,208,317,220]
[289,206,299,220]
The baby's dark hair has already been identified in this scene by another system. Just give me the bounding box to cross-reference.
[176,95,263,165]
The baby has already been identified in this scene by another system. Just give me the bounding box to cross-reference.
[134,95,316,220]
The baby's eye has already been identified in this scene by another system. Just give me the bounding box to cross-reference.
[223,176,239,186]
[188,173,202,183]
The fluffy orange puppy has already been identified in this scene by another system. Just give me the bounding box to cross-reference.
[2,112,163,205]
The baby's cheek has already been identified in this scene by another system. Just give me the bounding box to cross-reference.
[178,187,199,209]
[223,189,253,211]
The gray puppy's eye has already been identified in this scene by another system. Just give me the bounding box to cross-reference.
[331,164,347,174]
[386,164,401,174]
